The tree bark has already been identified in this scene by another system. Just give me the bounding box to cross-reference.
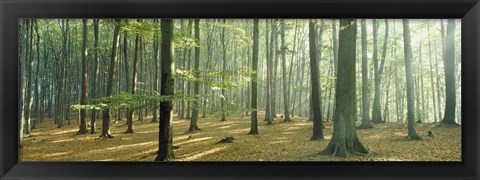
[280,20,291,122]
[359,19,372,129]
[402,19,422,140]
[322,19,368,157]
[155,19,175,161]
[441,19,458,125]
[249,19,259,135]
[100,19,121,139]
[309,20,324,140]
[77,19,89,135]
[189,19,201,132]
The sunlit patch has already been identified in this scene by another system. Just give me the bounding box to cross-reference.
[175,137,213,146]
[177,146,229,161]
[268,140,291,144]
[51,139,75,143]
[87,141,156,154]
[51,129,78,135]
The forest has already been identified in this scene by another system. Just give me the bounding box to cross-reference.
[18,19,461,161]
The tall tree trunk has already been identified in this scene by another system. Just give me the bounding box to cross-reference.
[402,19,422,140]
[24,19,33,134]
[90,19,99,134]
[189,19,201,132]
[309,20,324,140]
[155,19,175,161]
[264,19,273,124]
[126,19,141,134]
[249,19,259,135]
[33,20,41,129]
[322,19,368,157]
[359,19,372,129]
[100,19,121,139]
[77,19,89,135]
[441,19,458,125]
[152,19,160,122]
[220,19,228,122]
[280,20,291,122]
[371,19,383,123]
[427,27,438,123]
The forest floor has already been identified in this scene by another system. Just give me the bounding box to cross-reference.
[20,112,461,161]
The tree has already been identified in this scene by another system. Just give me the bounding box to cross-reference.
[90,19,100,134]
[441,19,458,125]
[189,19,201,132]
[309,20,324,140]
[220,19,228,122]
[126,19,141,133]
[322,19,368,157]
[155,19,175,161]
[359,19,372,129]
[280,20,291,122]
[264,20,274,125]
[77,19,88,135]
[100,19,121,139]
[249,19,259,135]
[402,19,422,140]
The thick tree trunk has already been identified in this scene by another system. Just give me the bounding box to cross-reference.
[441,19,458,125]
[322,19,368,157]
[155,19,175,161]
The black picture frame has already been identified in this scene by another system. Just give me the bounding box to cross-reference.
[1,0,479,179]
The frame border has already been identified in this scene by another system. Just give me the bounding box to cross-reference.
[1,0,479,179]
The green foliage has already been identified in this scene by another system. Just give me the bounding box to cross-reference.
[70,92,198,111]
[175,67,253,90]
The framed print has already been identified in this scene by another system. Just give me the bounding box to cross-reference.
[1,0,479,179]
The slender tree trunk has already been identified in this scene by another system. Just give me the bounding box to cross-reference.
[280,20,291,122]
[264,19,273,124]
[427,27,438,123]
[126,20,141,134]
[220,19,228,122]
[189,19,201,132]
[100,19,121,139]
[249,19,259,135]
[309,20,324,140]
[90,19,99,134]
[359,19,372,129]
[77,19,89,135]
[402,19,422,140]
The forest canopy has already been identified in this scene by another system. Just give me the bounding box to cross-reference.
[18,19,461,161]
